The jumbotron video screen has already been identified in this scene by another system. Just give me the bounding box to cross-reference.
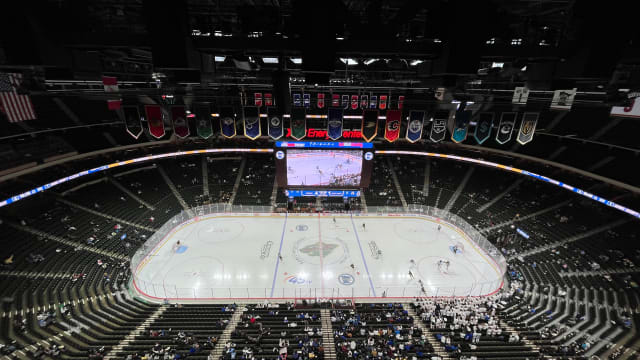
[286,149,363,186]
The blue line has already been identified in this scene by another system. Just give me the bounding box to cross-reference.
[350,214,376,297]
[270,213,288,297]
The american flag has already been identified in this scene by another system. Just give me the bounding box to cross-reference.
[0,73,37,123]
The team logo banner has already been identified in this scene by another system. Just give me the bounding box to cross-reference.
[369,95,377,109]
[360,95,368,109]
[293,93,302,107]
[243,106,261,140]
[473,112,494,144]
[122,106,143,139]
[384,109,401,142]
[291,108,306,140]
[407,110,425,143]
[327,108,344,140]
[171,105,190,139]
[379,95,387,110]
[303,93,311,108]
[428,111,447,143]
[317,93,325,109]
[361,109,379,142]
[219,107,236,138]
[516,112,539,145]
[144,105,165,139]
[194,103,213,139]
[550,88,577,110]
[331,94,340,107]
[451,107,472,143]
[341,95,349,109]
[351,95,359,110]
[264,93,273,107]
[512,87,529,105]
[495,112,517,144]
[267,107,283,140]
[610,93,640,118]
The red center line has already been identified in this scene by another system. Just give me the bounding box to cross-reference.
[317,213,325,297]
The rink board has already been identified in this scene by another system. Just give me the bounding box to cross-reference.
[132,213,504,301]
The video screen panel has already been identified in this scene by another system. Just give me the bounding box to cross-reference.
[286,149,363,187]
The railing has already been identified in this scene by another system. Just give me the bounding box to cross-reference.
[130,203,506,301]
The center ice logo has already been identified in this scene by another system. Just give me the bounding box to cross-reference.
[300,242,338,257]
[338,273,355,285]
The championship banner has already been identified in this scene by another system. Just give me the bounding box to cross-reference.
[267,107,284,140]
[290,108,306,140]
[473,112,494,144]
[219,107,236,138]
[293,93,302,107]
[516,112,539,145]
[254,93,262,107]
[407,110,425,143]
[242,106,261,140]
[171,105,190,139]
[327,108,344,140]
[512,87,529,105]
[194,103,213,139]
[398,95,405,109]
[351,95,359,110]
[428,111,447,143]
[384,109,401,142]
[361,109,379,142]
[122,106,143,139]
[451,107,472,143]
[102,76,122,110]
[360,95,368,109]
[144,105,165,139]
[264,93,273,107]
[379,95,387,110]
[495,112,517,144]
[550,88,577,110]
[332,94,340,107]
[341,95,349,109]
[303,93,311,108]
[370,95,377,109]
[610,94,640,118]
[317,93,325,109]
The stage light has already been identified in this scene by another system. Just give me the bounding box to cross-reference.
[290,58,302,64]
[214,56,226,62]
[410,60,424,66]
[262,57,279,64]
[339,58,358,65]
[364,58,379,65]
[491,62,504,68]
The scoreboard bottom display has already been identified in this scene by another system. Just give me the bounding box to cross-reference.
[285,190,361,198]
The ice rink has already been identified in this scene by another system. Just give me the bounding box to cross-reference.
[132,213,504,300]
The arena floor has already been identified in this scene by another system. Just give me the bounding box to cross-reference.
[132,213,504,301]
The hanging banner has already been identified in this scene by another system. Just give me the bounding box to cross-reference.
[610,95,640,118]
[171,105,190,139]
[290,108,306,140]
[379,95,388,110]
[369,95,378,109]
[331,94,340,107]
[516,112,539,145]
[495,112,517,144]
[317,93,325,109]
[102,76,122,110]
[428,110,447,143]
[264,93,273,107]
[361,109,379,142]
[293,93,302,107]
[341,95,349,109]
[407,110,425,143]
[360,95,368,109]
[303,93,311,108]
[451,106,472,143]
[550,88,577,110]
[144,105,165,139]
[219,107,236,138]
[243,106,261,140]
[473,112,494,144]
[384,109,401,142]
[398,95,405,109]
[194,103,213,139]
[254,93,263,107]
[327,108,344,140]
[267,107,283,140]
[122,106,143,139]
[351,95,359,110]
[512,87,529,105]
